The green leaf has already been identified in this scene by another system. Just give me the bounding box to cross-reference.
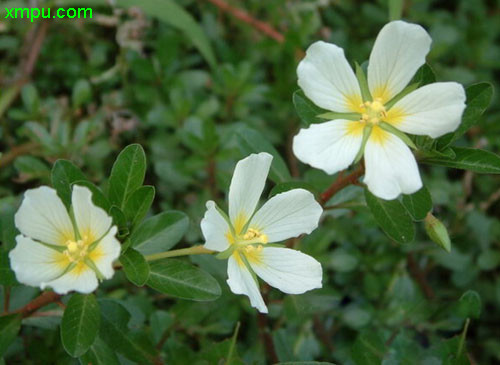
[365,189,415,243]
[99,300,156,363]
[0,251,17,286]
[21,83,40,114]
[72,79,92,108]
[61,293,100,358]
[130,211,189,255]
[78,337,120,365]
[438,83,493,148]
[430,336,469,365]
[402,187,432,221]
[351,330,385,365]
[292,90,326,126]
[108,144,146,209]
[72,181,111,212]
[147,259,221,301]
[52,160,88,208]
[235,125,291,183]
[109,206,129,237]
[120,248,150,286]
[410,63,436,86]
[458,290,481,319]
[0,314,21,357]
[14,156,49,180]
[422,147,500,173]
[123,185,155,227]
[269,181,317,198]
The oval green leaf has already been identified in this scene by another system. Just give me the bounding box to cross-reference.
[51,159,88,208]
[365,189,415,243]
[124,185,155,227]
[422,147,500,174]
[147,259,221,301]
[130,211,189,255]
[402,187,432,221]
[0,314,22,357]
[98,300,156,363]
[120,248,150,286]
[108,144,146,209]
[235,125,291,183]
[61,293,100,358]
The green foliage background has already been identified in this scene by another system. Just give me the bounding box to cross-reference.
[1,0,500,364]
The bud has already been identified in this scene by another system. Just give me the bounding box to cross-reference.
[424,213,451,252]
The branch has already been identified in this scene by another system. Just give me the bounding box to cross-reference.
[407,252,435,300]
[257,313,279,363]
[0,142,39,167]
[319,165,365,206]
[13,291,62,318]
[205,0,285,43]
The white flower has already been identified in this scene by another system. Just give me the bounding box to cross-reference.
[9,185,121,294]
[293,21,466,200]
[200,152,323,313]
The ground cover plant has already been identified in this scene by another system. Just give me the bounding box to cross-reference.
[1,0,500,364]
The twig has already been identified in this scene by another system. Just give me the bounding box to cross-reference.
[22,22,49,77]
[12,291,62,318]
[480,186,500,211]
[0,142,39,167]
[319,165,365,206]
[257,313,278,363]
[205,0,285,43]
[155,328,170,350]
[313,316,335,352]
[407,253,435,300]
[3,287,11,314]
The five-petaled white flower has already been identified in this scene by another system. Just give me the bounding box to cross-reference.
[293,20,466,200]
[201,152,323,313]
[9,185,121,294]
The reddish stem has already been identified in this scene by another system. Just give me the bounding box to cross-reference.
[13,291,62,318]
[205,0,285,43]
[319,165,365,206]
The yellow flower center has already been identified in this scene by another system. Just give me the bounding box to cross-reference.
[226,227,268,254]
[63,235,91,263]
[359,98,387,125]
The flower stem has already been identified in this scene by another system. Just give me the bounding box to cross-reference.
[143,245,214,262]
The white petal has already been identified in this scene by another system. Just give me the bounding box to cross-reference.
[249,247,322,294]
[229,153,272,231]
[368,21,432,103]
[364,128,422,200]
[92,226,121,279]
[387,82,466,138]
[72,185,112,241]
[201,201,231,252]
[227,254,267,313]
[9,235,68,287]
[298,41,362,113]
[293,120,364,175]
[15,186,74,245]
[45,264,98,295]
[250,189,323,242]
